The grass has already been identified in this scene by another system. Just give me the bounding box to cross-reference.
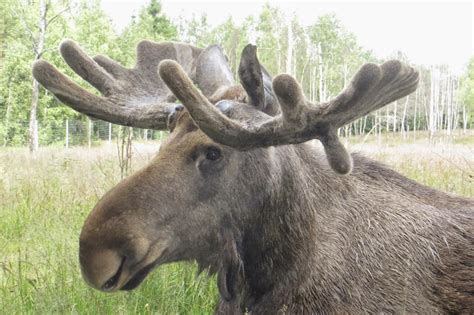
[0,145,218,314]
[0,134,473,314]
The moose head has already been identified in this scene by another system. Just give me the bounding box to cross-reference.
[31,40,473,315]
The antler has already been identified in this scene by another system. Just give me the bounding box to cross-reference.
[159,59,419,175]
[32,39,202,129]
[196,45,235,99]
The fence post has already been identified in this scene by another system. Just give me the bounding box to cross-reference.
[33,119,39,151]
[88,118,92,148]
[65,119,69,149]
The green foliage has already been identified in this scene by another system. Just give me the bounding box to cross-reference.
[255,4,284,75]
[147,0,177,40]
[208,16,252,77]
[460,56,474,116]
[118,0,177,66]
[179,13,212,47]
[0,0,179,146]
[0,0,471,146]
[0,0,72,146]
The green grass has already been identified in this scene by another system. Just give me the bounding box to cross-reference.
[0,136,472,314]
[0,145,217,314]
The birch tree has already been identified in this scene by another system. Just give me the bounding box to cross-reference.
[459,57,474,133]
[12,0,69,152]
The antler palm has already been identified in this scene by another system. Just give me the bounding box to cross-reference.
[33,40,202,129]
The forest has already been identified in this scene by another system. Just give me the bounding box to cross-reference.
[1,0,473,150]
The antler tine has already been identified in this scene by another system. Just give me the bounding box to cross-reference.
[159,60,249,144]
[323,60,419,127]
[93,54,129,79]
[33,59,107,113]
[32,60,176,128]
[32,39,204,130]
[271,73,307,122]
[272,74,353,174]
[60,39,115,95]
[160,59,418,175]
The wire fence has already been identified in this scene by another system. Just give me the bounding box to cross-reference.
[1,116,472,149]
[1,118,168,148]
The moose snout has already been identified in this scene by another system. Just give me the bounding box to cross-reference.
[78,245,126,292]
[80,234,157,292]
[79,232,173,292]
[77,166,179,292]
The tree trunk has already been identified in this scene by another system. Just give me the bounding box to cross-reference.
[462,104,468,134]
[286,18,293,75]
[393,101,398,133]
[413,84,418,140]
[376,110,381,144]
[29,80,41,152]
[401,96,409,140]
[446,74,452,136]
[429,67,436,139]
[362,116,367,135]
[276,36,281,74]
[451,78,459,134]
[28,0,47,153]
[317,43,325,102]
[117,126,133,179]
[3,79,13,146]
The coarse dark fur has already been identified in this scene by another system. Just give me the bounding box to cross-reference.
[34,40,473,314]
[195,106,474,314]
[79,105,473,314]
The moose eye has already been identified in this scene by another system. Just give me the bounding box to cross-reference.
[206,147,221,161]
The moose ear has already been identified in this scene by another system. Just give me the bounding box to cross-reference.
[166,104,184,132]
[238,44,265,110]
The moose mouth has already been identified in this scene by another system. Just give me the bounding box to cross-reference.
[100,247,170,292]
[121,262,157,290]
[120,248,170,291]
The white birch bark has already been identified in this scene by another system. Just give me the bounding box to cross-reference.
[286,17,293,75]
[28,0,48,153]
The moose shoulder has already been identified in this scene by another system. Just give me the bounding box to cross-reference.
[33,40,474,314]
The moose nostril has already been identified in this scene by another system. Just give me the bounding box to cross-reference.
[102,275,118,291]
[101,256,125,291]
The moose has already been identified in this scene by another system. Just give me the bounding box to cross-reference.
[32,40,473,314]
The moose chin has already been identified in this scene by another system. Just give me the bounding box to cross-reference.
[33,39,473,314]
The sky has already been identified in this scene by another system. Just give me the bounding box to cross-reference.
[100,0,474,74]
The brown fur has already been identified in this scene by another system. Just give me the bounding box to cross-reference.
[34,40,473,314]
[80,108,473,314]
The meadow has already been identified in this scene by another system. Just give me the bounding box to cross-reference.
[1,132,473,314]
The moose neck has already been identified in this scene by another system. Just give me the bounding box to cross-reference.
[237,142,346,310]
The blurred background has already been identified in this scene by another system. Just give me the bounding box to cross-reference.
[0,0,473,148]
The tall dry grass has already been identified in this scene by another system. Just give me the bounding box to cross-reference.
[0,133,472,314]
